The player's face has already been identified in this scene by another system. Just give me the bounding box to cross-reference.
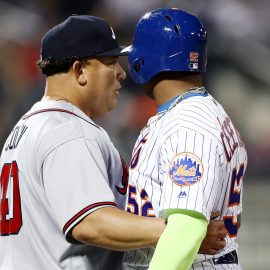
[84,56,126,118]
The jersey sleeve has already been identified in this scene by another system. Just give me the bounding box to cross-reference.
[158,129,223,222]
[42,138,117,242]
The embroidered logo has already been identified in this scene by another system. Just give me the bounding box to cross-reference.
[189,52,199,70]
[169,152,203,186]
[177,191,188,198]
[110,27,116,39]
[190,52,199,62]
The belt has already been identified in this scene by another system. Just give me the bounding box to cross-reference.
[212,250,238,265]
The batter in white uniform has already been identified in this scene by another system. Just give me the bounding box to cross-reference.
[124,8,247,270]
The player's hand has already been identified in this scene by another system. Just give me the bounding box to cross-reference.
[198,211,227,255]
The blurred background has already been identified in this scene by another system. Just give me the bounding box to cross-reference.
[0,0,269,268]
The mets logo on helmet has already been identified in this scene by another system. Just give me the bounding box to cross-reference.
[169,152,203,186]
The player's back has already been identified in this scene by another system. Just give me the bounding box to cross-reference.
[124,91,247,269]
[0,100,124,270]
[176,92,247,267]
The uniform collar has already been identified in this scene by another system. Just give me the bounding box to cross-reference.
[157,95,179,113]
[157,88,208,113]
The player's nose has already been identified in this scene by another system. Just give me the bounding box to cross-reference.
[117,63,126,81]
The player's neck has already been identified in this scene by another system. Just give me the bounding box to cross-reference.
[42,75,91,116]
[152,75,203,107]
[43,74,74,101]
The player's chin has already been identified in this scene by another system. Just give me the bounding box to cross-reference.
[114,89,120,96]
[108,100,118,112]
[112,94,119,106]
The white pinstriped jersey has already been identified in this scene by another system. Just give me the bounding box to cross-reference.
[0,100,128,270]
[123,89,247,269]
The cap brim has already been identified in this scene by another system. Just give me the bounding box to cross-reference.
[120,45,132,54]
[95,45,130,56]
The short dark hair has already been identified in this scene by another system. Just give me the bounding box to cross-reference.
[36,56,90,76]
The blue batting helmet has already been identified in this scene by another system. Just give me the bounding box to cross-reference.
[127,8,207,84]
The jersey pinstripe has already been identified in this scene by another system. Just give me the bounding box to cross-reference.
[0,100,127,270]
[123,89,247,269]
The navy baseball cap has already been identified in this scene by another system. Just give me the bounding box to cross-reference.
[40,15,128,60]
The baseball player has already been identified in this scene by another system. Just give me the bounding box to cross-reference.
[123,8,247,270]
[0,14,227,270]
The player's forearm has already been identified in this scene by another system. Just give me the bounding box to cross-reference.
[149,213,207,270]
[72,207,166,251]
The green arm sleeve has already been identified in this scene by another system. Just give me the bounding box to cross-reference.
[148,213,207,270]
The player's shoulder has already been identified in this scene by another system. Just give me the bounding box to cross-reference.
[176,91,215,111]
[23,100,109,151]
[172,93,222,125]
[162,93,225,141]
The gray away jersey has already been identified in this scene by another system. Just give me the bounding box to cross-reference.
[0,100,128,270]
[123,90,247,270]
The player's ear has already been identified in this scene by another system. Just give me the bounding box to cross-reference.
[73,60,87,86]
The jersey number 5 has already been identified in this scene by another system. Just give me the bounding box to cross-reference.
[0,161,22,236]
[224,164,245,238]
[126,185,155,217]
